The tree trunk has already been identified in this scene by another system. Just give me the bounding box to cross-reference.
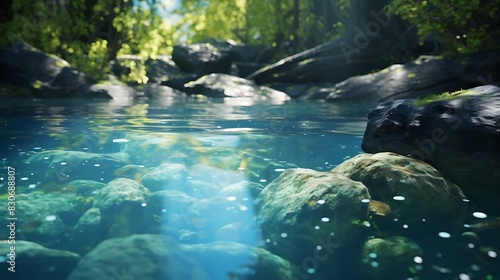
[247,0,425,84]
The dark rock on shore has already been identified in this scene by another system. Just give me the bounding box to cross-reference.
[172,43,233,75]
[362,85,500,214]
[324,50,500,105]
[0,42,90,97]
[184,73,290,100]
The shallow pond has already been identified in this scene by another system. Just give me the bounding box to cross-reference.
[0,97,498,279]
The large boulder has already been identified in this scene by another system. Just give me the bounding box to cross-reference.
[0,42,90,97]
[256,168,371,277]
[184,73,290,100]
[333,152,468,237]
[0,240,80,280]
[362,85,500,214]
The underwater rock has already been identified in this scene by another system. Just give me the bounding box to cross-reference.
[180,241,292,280]
[333,152,468,237]
[256,168,371,268]
[63,180,105,196]
[187,196,259,243]
[0,240,80,280]
[218,181,264,199]
[147,190,199,233]
[0,191,80,248]
[140,163,189,192]
[93,178,151,237]
[26,150,129,184]
[360,236,423,279]
[362,85,500,214]
[67,234,208,280]
[184,73,290,100]
[69,208,107,255]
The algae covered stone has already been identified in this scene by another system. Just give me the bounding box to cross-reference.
[333,152,468,237]
[256,168,371,265]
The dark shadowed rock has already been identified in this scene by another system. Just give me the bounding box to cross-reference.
[172,43,233,75]
[324,50,500,105]
[360,236,423,279]
[0,42,90,97]
[362,85,500,214]
[184,73,290,100]
[0,240,80,280]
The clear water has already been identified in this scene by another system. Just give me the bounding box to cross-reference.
[2,97,498,280]
[0,97,369,279]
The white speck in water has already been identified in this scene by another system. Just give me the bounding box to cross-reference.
[94,164,100,167]
[422,218,426,222]
[330,232,335,236]
[314,225,320,230]
[161,209,167,213]
[361,198,370,203]
[226,196,237,201]
[371,261,379,267]
[438,232,451,238]
[28,184,37,189]
[45,215,57,221]
[306,268,315,274]
[280,233,288,238]
[60,162,67,165]
[239,205,248,211]
[321,217,330,222]
[414,256,423,263]
[112,138,129,143]
[21,177,28,181]
[317,199,326,205]
[369,253,377,258]
[470,264,480,271]
[462,198,470,202]
[265,239,271,243]
[459,273,471,280]
[274,168,285,172]
[403,224,409,229]
[141,203,147,207]
[393,195,405,201]
[43,157,50,160]
[468,243,475,249]
[472,212,487,219]
[259,179,267,183]
[488,250,497,258]
[272,241,278,246]
[316,245,322,250]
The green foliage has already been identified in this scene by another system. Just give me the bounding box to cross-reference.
[386,0,500,54]
[410,89,471,106]
[0,0,176,83]
[174,0,348,57]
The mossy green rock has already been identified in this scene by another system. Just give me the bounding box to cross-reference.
[333,152,468,237]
